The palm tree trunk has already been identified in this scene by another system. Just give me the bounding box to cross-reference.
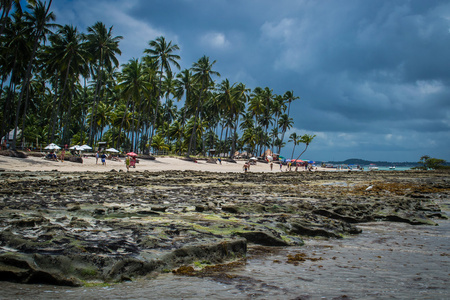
[50,75,62,143]
[188,80,205,156]
[149,64,164,149]
[230,116,238,158]
[89,60,103,147]
[295,145,309,161]
[116,95,131,149]
[63,83,74,145]
[0,68,16,143]
[79,77,88,144]
[290,144,296,160]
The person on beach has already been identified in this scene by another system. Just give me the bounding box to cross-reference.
[218,157,222,165]
[101,153,106,165]
[60,149,65,162]
[280,163,283,171]
[96,151,99,164]
[125,156,130,171]
[243,163,248,173]
[270,162,273,171]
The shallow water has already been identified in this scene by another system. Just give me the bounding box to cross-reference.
[1,216,449,299]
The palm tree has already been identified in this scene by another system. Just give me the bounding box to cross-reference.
[85,21,122,147]
[288,132,299,160]
[11,0,57,150]
[277,113,293,154]
[174,69,195,155]
[45,24,89,144]
[0,11,30,142]
[0,0,36,36]
[283,90,299,119]
[229,82,248,157]
[144,36,180,147]
[116,58,150,149]
[295,134,316,160]
[188,55,220,156]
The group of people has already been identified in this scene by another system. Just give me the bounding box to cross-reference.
[125,155,137,171]
[95,151,137,170]
[45,149,65,162]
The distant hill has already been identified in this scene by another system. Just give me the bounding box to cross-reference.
[325,158,418,167]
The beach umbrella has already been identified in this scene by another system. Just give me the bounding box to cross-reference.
[127,152,138,157]
[106,148,119,153]
[69,145,83,150]
[44,143,60,150]
[267,155,273,161]
[249,157,257,160]
[80,144,92,150]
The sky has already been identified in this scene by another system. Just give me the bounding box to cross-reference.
[50,0,450,162]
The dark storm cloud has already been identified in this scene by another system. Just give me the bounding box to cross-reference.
[52,0,450,161]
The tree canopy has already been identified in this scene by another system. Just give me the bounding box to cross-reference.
[0,2,313,159]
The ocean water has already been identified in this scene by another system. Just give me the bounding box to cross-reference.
[1,211,448,299]
[366,166,412,171]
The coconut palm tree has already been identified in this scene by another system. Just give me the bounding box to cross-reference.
[187,55,220,156]
[85,21,122,147]
[277,113,293,154]
[11,0,57,150]
[229,82,249,157]
[174,69,195,154]
[0,0,36,36]
[116,58,150,149]
[45,24,89,144]
[288,132,300,160]
[144,36,180,146]
[0,11,30,142]
[283,90,299,119]
[295,134,316,160]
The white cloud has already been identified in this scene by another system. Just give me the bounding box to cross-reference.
[200,32,230,49]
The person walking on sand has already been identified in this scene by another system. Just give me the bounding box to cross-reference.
[125,156,130,171]
[270,162,273,171]
[101,153,106,165]
[96,151,99,164]
[60,149,65,162]
[280,163,283,171]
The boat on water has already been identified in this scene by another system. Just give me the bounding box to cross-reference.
[368,164,379,171]
[389,166,396,170]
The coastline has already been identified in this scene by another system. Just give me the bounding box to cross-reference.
[0,153,327,173]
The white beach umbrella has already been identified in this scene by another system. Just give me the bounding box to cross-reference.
[249,157,257,160]
[267,155,273,161]
[80,144,92,150]
[44,143,61,150]
[105,148,119,153]
[69,145,84,150]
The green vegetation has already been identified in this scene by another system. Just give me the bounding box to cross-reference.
[415,155,448,170]
[0,1,311,159]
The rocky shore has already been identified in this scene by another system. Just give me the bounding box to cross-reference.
[0,169,448,286]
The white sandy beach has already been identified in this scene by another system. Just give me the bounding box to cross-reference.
[0,154,320,173]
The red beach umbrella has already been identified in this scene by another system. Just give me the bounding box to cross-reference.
[126,152,138,157]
